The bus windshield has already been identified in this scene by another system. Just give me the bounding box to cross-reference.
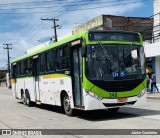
[85,44,145,81]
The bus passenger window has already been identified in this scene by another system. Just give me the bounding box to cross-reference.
[19,62,22,76]
[11,64,17,78]
[64,58,69,69]
[45,52,49,72]
[26,58,32,75]
[49,61,55,71]
[39,54,45,73]
[50,50,55,72]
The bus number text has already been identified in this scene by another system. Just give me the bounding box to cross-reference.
[109,92,117,98]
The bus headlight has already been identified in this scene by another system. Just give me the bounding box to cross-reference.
[137,89,146,98]
[85,90,102,100]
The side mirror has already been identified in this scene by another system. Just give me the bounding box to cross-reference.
[81,45,87,57]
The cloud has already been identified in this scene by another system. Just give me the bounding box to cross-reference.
[0,0,146,68]
[55,0,144,35]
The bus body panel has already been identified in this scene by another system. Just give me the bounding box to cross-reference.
[11,30,146,115]
[25,77,35,102]
[11,79,17,98]
[12,75,75,108]
[84,90,146,110]
[16,79,24,99]
[132,92,146,106]
[38,76,73,107]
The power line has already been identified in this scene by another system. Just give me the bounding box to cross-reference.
[13,0,146,46]
[0,0,128,10]
[15,0,75,37]
[0,0,143,14]
[0,0,69,7]
[15,0,76,43]
[43,0,78,18]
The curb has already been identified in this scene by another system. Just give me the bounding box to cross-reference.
[0,87,11,90]
[147,96,160,100]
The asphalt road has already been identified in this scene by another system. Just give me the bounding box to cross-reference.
[0,87,160,138]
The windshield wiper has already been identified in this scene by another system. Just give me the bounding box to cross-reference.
[98,41,111,61]
[97,41,112,71]
[123,42,133,59]
[120,42,134,65]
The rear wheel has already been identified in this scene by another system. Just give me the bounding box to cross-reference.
[25,90,32,107]
[22,91,27,105]
[63,94,73,116]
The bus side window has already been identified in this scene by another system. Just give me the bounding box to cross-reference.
[55,45,70,71]
[56,60,61,70]
[64,58,70,70]
[24,60,27,75]
[63,46,70,70]
[56,48,62,70]
[17,62,19,77]
[18,62,21,76]
[39,54,45,74]
[45,52,49,72]
[49,49,55,72]
[21,61,24,76]
[11,64,17,78]
[22,60,27,76]
[26,58,32,75]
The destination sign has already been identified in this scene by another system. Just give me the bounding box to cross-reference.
[88,31,140,42]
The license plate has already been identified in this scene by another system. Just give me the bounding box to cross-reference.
[117,98,128,103]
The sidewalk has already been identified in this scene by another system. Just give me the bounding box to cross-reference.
[147,92,160,100]
[0,86,11,90]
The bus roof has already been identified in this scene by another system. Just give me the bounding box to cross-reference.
[11,30,142,63]
[11,31,88,63]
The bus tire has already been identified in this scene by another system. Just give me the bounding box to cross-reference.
[108,107,120,113]
[25,90,32,107]
[63,94,73,116]
[22,91,27,105]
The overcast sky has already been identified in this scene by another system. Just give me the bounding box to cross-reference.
[0,0,153,69]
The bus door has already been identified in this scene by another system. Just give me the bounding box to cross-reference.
[33,56,40,101]
[71,47,84,107]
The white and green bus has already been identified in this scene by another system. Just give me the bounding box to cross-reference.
[11,30,146,116]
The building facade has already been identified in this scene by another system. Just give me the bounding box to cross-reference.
[144,0,160,85]
[153,0,160,42]
[72,14,153,41]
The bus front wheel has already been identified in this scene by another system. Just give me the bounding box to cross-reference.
[63,94,73,116]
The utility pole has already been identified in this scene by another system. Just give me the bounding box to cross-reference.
[41,18,60,42]
[3,43,12,88]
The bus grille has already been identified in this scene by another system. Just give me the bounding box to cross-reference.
[103,101,136,107]
[90,78,144,92]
